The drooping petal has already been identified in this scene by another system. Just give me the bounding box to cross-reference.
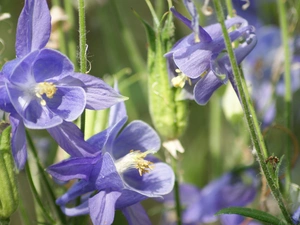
[56,181,94,206]
[47,121,96,157]
[123,162,175,199]
[60,200,89,216]
[47,156,100,181]
[112,121,161,160]
[89,190,122,225]
[33,49,74,82]
[95,153,124,191]
[16,0,51,58]
[9,114,27,170]
[72,73,125,110]
[194,72,224,105]
[46,86,85,122]
[122,203,151,225]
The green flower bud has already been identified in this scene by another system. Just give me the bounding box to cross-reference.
[0,123,19,221]
[139,2,188,140]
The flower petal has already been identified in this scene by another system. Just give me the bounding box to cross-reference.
[46,86,85,122]
[194,72,224,105]
[60,200,89,216]
[72,73,125,110]
[16,0,51,58]
[47,156,100,181]
[47,121,97,157]
[10,114,27,170]
[123,162,175,198]
[109,100,127,127]
[122,203,151,225]
[89,191,121,225]
[0,75,14,113]
[112,120,161,160]
[33,49,74,82]
[95,153,124,191]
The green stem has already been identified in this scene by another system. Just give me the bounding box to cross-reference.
[209,94,222,178]
[277,0,292,195]
[212,1,293,224]
[25,162,55,224]
[78,0,87,133]
[155,0,165,19]
[26,131,67,224]
[225,0,234,17]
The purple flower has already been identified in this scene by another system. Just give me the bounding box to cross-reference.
[0,0,123,169]
[165,6,256,105]
[182,170,258,224]
[47,99,175,225]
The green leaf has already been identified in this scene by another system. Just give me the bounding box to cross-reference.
[216,207,287,225]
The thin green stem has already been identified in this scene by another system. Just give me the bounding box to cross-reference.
[209,94,222,178]
[78,0,87,133]
[26,131,67,224]
[225,0,234,17]
[277,0,292,194]
[212,1,293,224]
[25,162,55,224]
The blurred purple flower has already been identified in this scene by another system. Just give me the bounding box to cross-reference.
[243,26,300,127]
[181,170,258,224]
[47,99,175,225]
[165,6,256,105]
[0,0,123,169]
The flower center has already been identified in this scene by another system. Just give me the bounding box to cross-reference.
[34,82,57,106]
[115,150,155,176]
[171,69,192,88]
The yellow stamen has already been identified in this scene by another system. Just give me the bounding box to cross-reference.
[130,150,154,176]
[172,70,191,88]
[35,82,57,106]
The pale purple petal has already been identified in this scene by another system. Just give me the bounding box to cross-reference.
[122,203,151,225]
[16,0,51,58]
[0,75,14,112]
[2,59,21,79]
[46,86,85,122]
[89,191,122,225]
[33,49,74,82]
[72,73,125,110]
[47,121,96,157]
[60,200,89,216]
[95,153,124,191]
[87,127,109,150]
[10,114,27,170]
[194,72,223,105]
[47,157,100,181]
[112,121,161,160]
[109,101,127,127]
[123,162,175,198]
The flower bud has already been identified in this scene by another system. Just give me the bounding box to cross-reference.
[0,123,19,220]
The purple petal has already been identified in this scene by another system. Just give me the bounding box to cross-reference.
[33,49,74,82]
[87,127,109,150]
[170,7,212,43]
[122,203,151,225]
[194,72,224,105]
[56,181,94,206]
[46,86,86,122]
[220,214,244,225]
[60,200,89,216]
[89,191,122,225]
[47,156,100,181]
[72,73,125,110]
[95,153,124,191]
[2,59,21,79]
[10,114,27,170]
[173,44,211,79]
[47,121,97,157]
[0,75,14,113]
[16,0,51,58]
[123,162,175,198]
[109,101,127,127]
[112,121,161,160]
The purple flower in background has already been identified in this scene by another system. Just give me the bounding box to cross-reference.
[182,170,258,224]
[165,4,256,105]
[47,99,175,225]
[0,0,123,169]
[243,26,300,127]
